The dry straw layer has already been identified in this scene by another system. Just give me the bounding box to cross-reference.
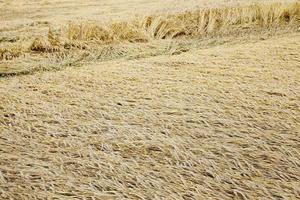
[1,32,300,199]
[1,1,300,199]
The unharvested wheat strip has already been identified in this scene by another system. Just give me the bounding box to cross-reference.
[1,2,300,76]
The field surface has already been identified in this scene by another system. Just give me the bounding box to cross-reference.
[1,0,300,199]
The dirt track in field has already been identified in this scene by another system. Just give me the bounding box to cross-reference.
[1,0,300,199]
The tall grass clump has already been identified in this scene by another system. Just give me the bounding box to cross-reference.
[0,47,22,61]
[28,2,300,52]
[140,2,300,38]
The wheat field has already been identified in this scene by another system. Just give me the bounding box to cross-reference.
[1,0,300,199]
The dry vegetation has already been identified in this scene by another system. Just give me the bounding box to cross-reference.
[1,0,300,199]
[1,1,300,76]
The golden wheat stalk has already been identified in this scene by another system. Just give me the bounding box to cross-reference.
[25,2,300,53]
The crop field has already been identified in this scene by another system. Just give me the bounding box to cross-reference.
[1,0,300,199]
